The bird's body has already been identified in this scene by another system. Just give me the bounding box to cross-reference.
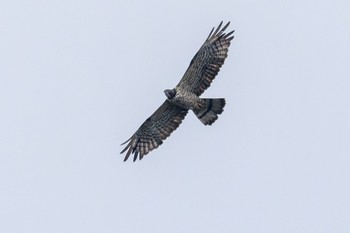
[166,87,203,111]
[121,21,234,162]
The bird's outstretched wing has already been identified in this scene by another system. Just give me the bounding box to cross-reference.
[120,101,188,162]
[177,21,234,96]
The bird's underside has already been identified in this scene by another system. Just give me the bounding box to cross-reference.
[121,21,234,162]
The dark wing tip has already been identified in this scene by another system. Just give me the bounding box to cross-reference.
[212,21,223,36]
[224,30,235,40]
[122,146,132,162]
[120,136,137,161]
[120,142,130,154]
[221,21,230,32]
[206,27,215,40]
[133,151,139,162]
[120,137,132,146]
[207,21,234,42]
[123,154,129,162]
[121,136,158,162]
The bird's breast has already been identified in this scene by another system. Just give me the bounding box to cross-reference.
[171,89,202,110]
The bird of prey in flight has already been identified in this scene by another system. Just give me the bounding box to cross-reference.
[121,21,234,162]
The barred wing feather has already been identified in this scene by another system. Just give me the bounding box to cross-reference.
[177,21,234,96]
[121,100,188,162]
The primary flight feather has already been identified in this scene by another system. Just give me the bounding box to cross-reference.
[121,21,234,162]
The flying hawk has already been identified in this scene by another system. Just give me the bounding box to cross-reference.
[121,21,234,162]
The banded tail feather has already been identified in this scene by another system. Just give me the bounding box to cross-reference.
[194,98,226,125]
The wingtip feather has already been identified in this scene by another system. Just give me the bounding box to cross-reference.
[133,151,139,162]
[123,147,132,162]
[213,21,223,36]
[121,137,132,146]
[221,21,230,32]
[207,21,233,42]
[206,27,215,40]
[120,141,131,154]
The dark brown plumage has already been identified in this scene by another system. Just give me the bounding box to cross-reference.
[177,21,234,96]
[121,101,188,162]
[121,21,234,162]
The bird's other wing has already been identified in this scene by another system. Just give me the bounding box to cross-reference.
[177,21,234,96]
[120,100,188,162]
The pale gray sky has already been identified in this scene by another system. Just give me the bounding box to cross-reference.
[1,0,350,232]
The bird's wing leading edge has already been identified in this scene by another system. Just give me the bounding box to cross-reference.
[120,100,188,162]
[177,21,234,96]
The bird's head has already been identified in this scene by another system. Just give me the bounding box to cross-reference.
[164,89,176,99]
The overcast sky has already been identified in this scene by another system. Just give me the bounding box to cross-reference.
[1,0,350,232]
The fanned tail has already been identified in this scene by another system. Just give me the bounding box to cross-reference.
[194,98,226,125]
